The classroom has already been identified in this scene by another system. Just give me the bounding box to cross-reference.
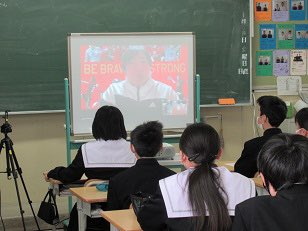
[0,0,308,230]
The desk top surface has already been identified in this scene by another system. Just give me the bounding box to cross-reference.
[252,177,264,188]
[101,209,141,231]
[69,186,107,203]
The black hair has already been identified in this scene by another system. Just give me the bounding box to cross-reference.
[179,123,231,231]
[258,133,308,191]
[121,48,152,71]
[257,95,287,127]
[130,121,163,157]
[92,105,127,140]
[295,108,308,130]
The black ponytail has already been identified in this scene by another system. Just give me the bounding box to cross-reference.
[180,123,231,231]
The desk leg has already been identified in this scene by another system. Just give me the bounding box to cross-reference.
[77,199,87,231]
[110,224,119,231]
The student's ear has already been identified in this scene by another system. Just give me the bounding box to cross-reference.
[180,150,188,163]
[216,148,223,160]
[260,172,277,196]
[130,144,136,154]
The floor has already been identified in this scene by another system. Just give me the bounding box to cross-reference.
[1,215,67,231]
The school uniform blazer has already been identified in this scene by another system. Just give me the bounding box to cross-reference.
[47,139,135,183]
[232,184,308,231]
[234,128,282,178]
[107,158,175,210]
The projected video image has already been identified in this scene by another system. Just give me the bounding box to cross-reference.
[80,45,189,116]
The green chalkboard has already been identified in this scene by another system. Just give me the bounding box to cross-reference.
[0,0,251,112]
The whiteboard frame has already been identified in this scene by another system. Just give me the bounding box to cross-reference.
[67,32,196,135]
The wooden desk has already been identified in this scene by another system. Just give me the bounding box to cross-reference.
[101,209,141,231]
[70,187,107,231]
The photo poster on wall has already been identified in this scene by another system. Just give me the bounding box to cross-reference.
[273,0,289,21]
[255,0,272,21]
[273,50,290,76]
[277,24,295,49]
[256,51,273,76]
[295,24,308,48]
[290,49,307,75]
[290,0,306,20]
[260,24,276,49]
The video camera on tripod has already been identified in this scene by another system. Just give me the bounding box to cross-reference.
[0,111,40,231]
[0,111,12,135]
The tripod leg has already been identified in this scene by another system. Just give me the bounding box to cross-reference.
[6,147,26,231]
[10,143,41,231]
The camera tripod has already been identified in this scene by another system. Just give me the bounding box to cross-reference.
[0,111,40,231]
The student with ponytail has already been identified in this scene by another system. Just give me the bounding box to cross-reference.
[137,123,255,231]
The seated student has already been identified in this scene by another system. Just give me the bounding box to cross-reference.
[232,134,308,231]
[234,96,287,178]
[137,123,255,231]
[295,107,308,137]
[107,121,175,210]
[44,105,136,231]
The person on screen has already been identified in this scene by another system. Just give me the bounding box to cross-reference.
[274,3,280,11]
[43,106,136,231]
[267,30,273,38]
[101,47,179,105]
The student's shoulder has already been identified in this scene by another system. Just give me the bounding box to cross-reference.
[158,164,176,176]
[244,136,262,148]
[237,195,271,213]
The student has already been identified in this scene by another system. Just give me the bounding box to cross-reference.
[137,123,255,231]
[298,2,303,10]
[107,121,175,210]
[44,105,136,231]
[234,96,287,178]
[295,107,308,137]
[261,30,267,38]
[256,3,262,11]
[232,134,308,231]
[263,4,268,11]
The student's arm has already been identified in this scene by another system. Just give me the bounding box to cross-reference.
[232,205,249,231]
[106,177,122,210]
[137,187,168,231]
[234,142,257,178]
[47,147,85,184]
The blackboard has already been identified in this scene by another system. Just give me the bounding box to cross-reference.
[0,0,251,112]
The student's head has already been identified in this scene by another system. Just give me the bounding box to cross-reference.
[179,123,231,231]
[295,108,308,137]
[257,96,287,129]
[121,48,152,87]
[130,121,163,158]
[258,134,308,196]
[92,105,127,140]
